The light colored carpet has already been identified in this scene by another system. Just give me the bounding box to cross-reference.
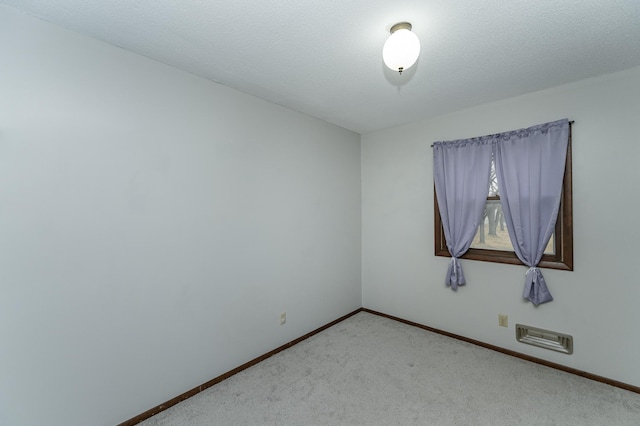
[139,312,640,425]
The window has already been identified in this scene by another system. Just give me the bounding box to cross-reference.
[434,131,573,271]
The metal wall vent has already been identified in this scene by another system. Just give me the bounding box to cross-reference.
[515,324,573,355]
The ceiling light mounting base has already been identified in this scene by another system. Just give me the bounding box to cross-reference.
[390,22,412,34]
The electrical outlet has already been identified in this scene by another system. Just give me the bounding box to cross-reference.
[280,312,286,325]
[498,314,508,328]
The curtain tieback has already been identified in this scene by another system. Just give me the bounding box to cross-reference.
[526,267,538,276]
[449,257,459,282]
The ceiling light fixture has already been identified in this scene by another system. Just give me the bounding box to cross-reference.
[383,22,420,74]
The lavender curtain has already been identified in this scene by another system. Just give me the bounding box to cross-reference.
[493,119,569,305]
[433,139,493,290]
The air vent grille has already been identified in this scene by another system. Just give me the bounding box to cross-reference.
[515,324,573,354]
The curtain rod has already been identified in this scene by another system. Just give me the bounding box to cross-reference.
[429,120,574,148]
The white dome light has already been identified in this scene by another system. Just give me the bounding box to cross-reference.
[382,22,420,74]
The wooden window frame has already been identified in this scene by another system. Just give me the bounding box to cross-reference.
[434,133,573,271]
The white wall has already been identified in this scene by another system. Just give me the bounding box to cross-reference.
[362,66,640,388]
[0,7,361,426]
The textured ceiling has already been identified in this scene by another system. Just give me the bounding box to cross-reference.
[2,0,640,134]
